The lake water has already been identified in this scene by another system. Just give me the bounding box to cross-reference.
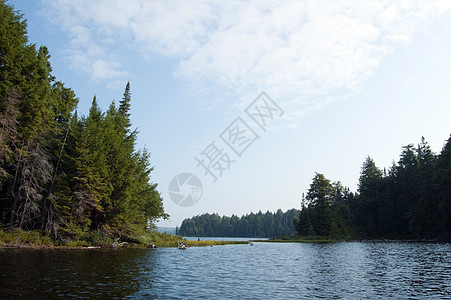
[1,242,450,299]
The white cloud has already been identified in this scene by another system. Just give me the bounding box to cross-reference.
[91,59,127,81]
[42,0,450,122]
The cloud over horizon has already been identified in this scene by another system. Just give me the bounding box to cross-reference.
[42,0,451,121]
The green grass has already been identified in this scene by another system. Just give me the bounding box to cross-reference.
[63,240,92,247]
[0,229,250,249]
[0,229,54,246]
[77,231,114,247]
[138,231,248,247]
[139,231,184,247]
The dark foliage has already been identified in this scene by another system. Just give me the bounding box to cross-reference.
[179,209,299,238]
[0,1,167,241]
[295,136,451,241]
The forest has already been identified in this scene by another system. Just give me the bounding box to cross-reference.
[2,1,450,244]
[178,209,299,238]
[295,135,451,241]
[0,1,167,244]
[180,135,451,241]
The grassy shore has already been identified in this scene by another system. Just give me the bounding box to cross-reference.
[0,229,248,249]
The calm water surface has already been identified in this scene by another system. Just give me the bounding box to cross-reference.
[0,242,450,299]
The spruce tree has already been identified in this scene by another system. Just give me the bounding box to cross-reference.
[357,157,383,237]
[414,137,438,238]
[436,135,451,240]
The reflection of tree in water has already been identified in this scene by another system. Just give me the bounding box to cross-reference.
[0,249,156,298]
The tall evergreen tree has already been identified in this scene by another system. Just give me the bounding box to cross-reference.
[305,173,333,236]
[414,137,438,238]
[436,135,451,240]
[357,157,383,237]
[119,81,131,129]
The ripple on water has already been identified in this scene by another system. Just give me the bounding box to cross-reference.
[0,242,450,299]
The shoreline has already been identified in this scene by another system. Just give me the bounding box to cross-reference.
[1,243,102,250]
[3,239,448,250]
[0,240,249,250]
[259,238,450,243]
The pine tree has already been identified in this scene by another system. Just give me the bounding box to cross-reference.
[306,173,333,236]
[1,14,57,230]
[119,81,131,129]
[103,84,137,234]
[436,135,451,240]
[357,156,383,237]
[414,137,438,238]
[0,0,30,112]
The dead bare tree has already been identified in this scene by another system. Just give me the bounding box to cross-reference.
[9,141,53,230]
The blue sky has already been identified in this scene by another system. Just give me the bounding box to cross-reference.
[10,0,451,227]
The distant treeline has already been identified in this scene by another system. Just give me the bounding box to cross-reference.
[0,2,167,242]
[295,136,451,241]
[178,209,299,237]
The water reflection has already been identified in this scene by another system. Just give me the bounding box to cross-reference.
[0,248,155,299]
[1,242,450,299]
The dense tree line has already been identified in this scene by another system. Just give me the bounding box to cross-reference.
[180,134,450,241]
[0,1,167,242]
[178,209,299,237]
[294,136,451,241]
